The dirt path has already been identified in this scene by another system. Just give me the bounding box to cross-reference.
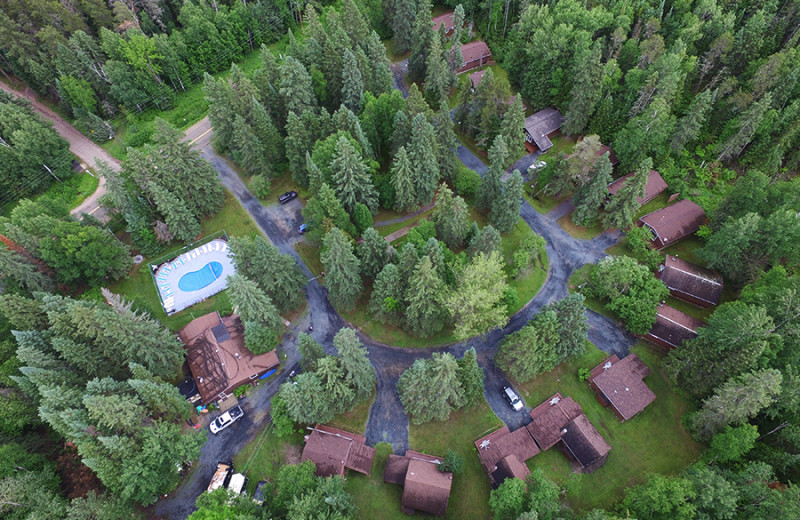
[0,80,116,221]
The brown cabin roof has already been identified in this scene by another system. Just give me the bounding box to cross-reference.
[660,255,723,306]
[491,455,530,486]
[597,144,620,166]
[527,393,583,451]
[647,304,705,349]
[432,11,455,33]
[639,199,707,248]
[607,170,668,205]
[470,69,487,88]
[590,354,656,421]
[560,414,611,468]
[301,424,375,478]
[475,426,540,476]
[524,108,564,152]
[401,452,453,516]
[460,41,491,65]
[384,454,410,484]
[179,312,279,404]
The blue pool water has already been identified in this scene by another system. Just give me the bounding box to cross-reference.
[179,262,223,292]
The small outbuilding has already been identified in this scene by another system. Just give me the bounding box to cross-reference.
[658,255,723,307]
[638,199,707,249]
[645,304,705,349]
[384,450,453,516]
[475,426,540,487]
[301,424,376,478]
[589,354,656,421]
[607,170,668,205]
[179,312,279,405]
[523,108,565,153]
[559,414,611,472]
[457,41,492,73]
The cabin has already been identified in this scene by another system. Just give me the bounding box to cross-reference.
[645,304,705,349]
[607,170,668,205]
[432,11,464,37]
[526,393,583,451]
[475,426,541,487]
[457,41,492,73]
[638,199,707,249]
[384,450,453,516]
[300,424,376,478]
[589,354,656,421]
[658,255,723,307]
[179,312,279,405]
[597,144,620,167]
[523,108,565,153]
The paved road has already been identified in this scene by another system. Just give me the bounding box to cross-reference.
[0,80,115,221]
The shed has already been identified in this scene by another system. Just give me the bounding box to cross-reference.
[589,354,656,421]
[457,41,492,73]
[301,424,376,478]
[607,170,668,205]
[645,304,705,349]
[179,312,279,404]
[638,199,707,249]
[384,450,453,516]
[523,108,565,153]
[560,414,611,472]
[658,255,723,307]
[526,393,583,451]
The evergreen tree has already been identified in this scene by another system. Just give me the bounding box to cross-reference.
[278,57,316,118]
[431,183,470,249]
[409,113,440,205]
[303,183,355,239]
[671,89,714,154]
[572,153,613,228]
[391,109,412,153]
[321,228,363,311]
[458,347,485,408]
[364,31,394,96]
[432,101,460,183]
[226,274,281,353]
[500,95,526,162]
[369,263,404,325]
[333,327,375,401]
[550,293,589,360]
[491,169,523,233]
[467,225,502,258]
[497,319,558,382]
[331,135,378,213]
[358,227,391,279]
[478,135,507,212]
[405,256,448,337]
[447,251,509,340]
[203,73,235,152]
[285,111,312,185]
[391,146,417,213]
[425,37,450,103]
[297,332,325,372]
[341,49,364,113]
[563,43,604,135]
[397,353,466,423]
[601,157,651,230]
[231,114,270,178]
[0,245,54,294]
[390,0,417,53]
[408,0,434,82]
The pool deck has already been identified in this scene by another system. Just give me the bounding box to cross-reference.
[153,239,236,315]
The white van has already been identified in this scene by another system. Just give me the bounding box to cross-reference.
[228,473,248,496]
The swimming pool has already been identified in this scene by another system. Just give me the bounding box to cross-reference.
[179,262,224,292]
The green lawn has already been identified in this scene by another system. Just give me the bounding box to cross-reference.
[329,391,375,434]
[536,135,578,161]
[374,208,434,237]
[523,187,568,214]
[294,240,324,279]
[108,191,261,331]
[345,443,407,520]
[514,342,703,512]
[408,400,504,520]
[556,212,603,240]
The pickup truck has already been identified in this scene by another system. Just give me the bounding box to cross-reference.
[207,462,232,492]
[209,405,244,434]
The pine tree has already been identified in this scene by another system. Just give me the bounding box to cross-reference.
[391,146,417,213]
[408,0,435,82]
[285,111,311,186]
[431,183,470,248]
[341,0,370,48]
[500,95,526,162]
[278,57,316,117]
[369,263,404,325]
[405,256,448,337]
[202,73,235,152]
[231,114,270,177]
[467,225,502,258]
[550,293,590,361]
[341,49,364,113]
[391,109,412,153]
[226,274,281,332]
[572,153,613,227]
[398,353,466,423]
[321,228,363,311]
[409,113,440,205]
[390,0,417,53]
[490,169,523,233]
[432,101,460,183]
[458,347,485,408]
[478,135,507,211]
[330,135,378,213]
[601,157,651,230]
[671,90,714,154]
[297,332,325,372]
[333,327,375,401]
[250,99,283,168]
[0,245,54,294]
[358,227,391,279]
[425,37,450,104]
[563,43,604,135]
[306,151,324,194]
[364,31,394,96]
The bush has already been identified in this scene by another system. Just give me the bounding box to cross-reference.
[249,175,271,199]
[439,450,464,474]
[577,367,591,382]
[454,166,481,199]
[502,286,519,313]
[353,203,373,234]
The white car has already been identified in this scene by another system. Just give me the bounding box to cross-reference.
[503,386,524,411]
[209,405,244,434]
[228,473,248,496]
[527,161,547,174]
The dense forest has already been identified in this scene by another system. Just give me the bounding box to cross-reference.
[2,0,800,519]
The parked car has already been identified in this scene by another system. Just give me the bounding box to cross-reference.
[209,405,244,434]
[278,191,298,204]
[298,223,308,234]
[253,480,267,505]
[228,473,248,496]
[527,161,547,174]
[503,386,524,411]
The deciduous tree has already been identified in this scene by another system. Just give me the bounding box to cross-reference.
[447,251,509,340]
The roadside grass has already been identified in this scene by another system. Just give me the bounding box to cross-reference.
[455,131,490,165]
[556,212,603,240]
[523,187,568,214]
[408,399,503,520]
[36,171,100,210]
[108,191,260,331]
[345,443,407,520]
[329,391,375,434]
[566,266,617,321]
[234,425,305,495]
[294,240,324,279]
[514,342,703,512]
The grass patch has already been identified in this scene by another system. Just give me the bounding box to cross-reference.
[108,192,261,331]
[294,241,324,279]
[536,134,578,162]
[556,212,603,240]
[566,265,616,321]
[408,399,503,520]
[36,171,100,210]
[634,192,670,220]
[383,39,411,63]
[346,443,407,520]
[662,236,706,265]
[514,342,703,512]
[329,391,375,434]
[523,187,568,214]
[233,424,305,495]
[375,208,434,237]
